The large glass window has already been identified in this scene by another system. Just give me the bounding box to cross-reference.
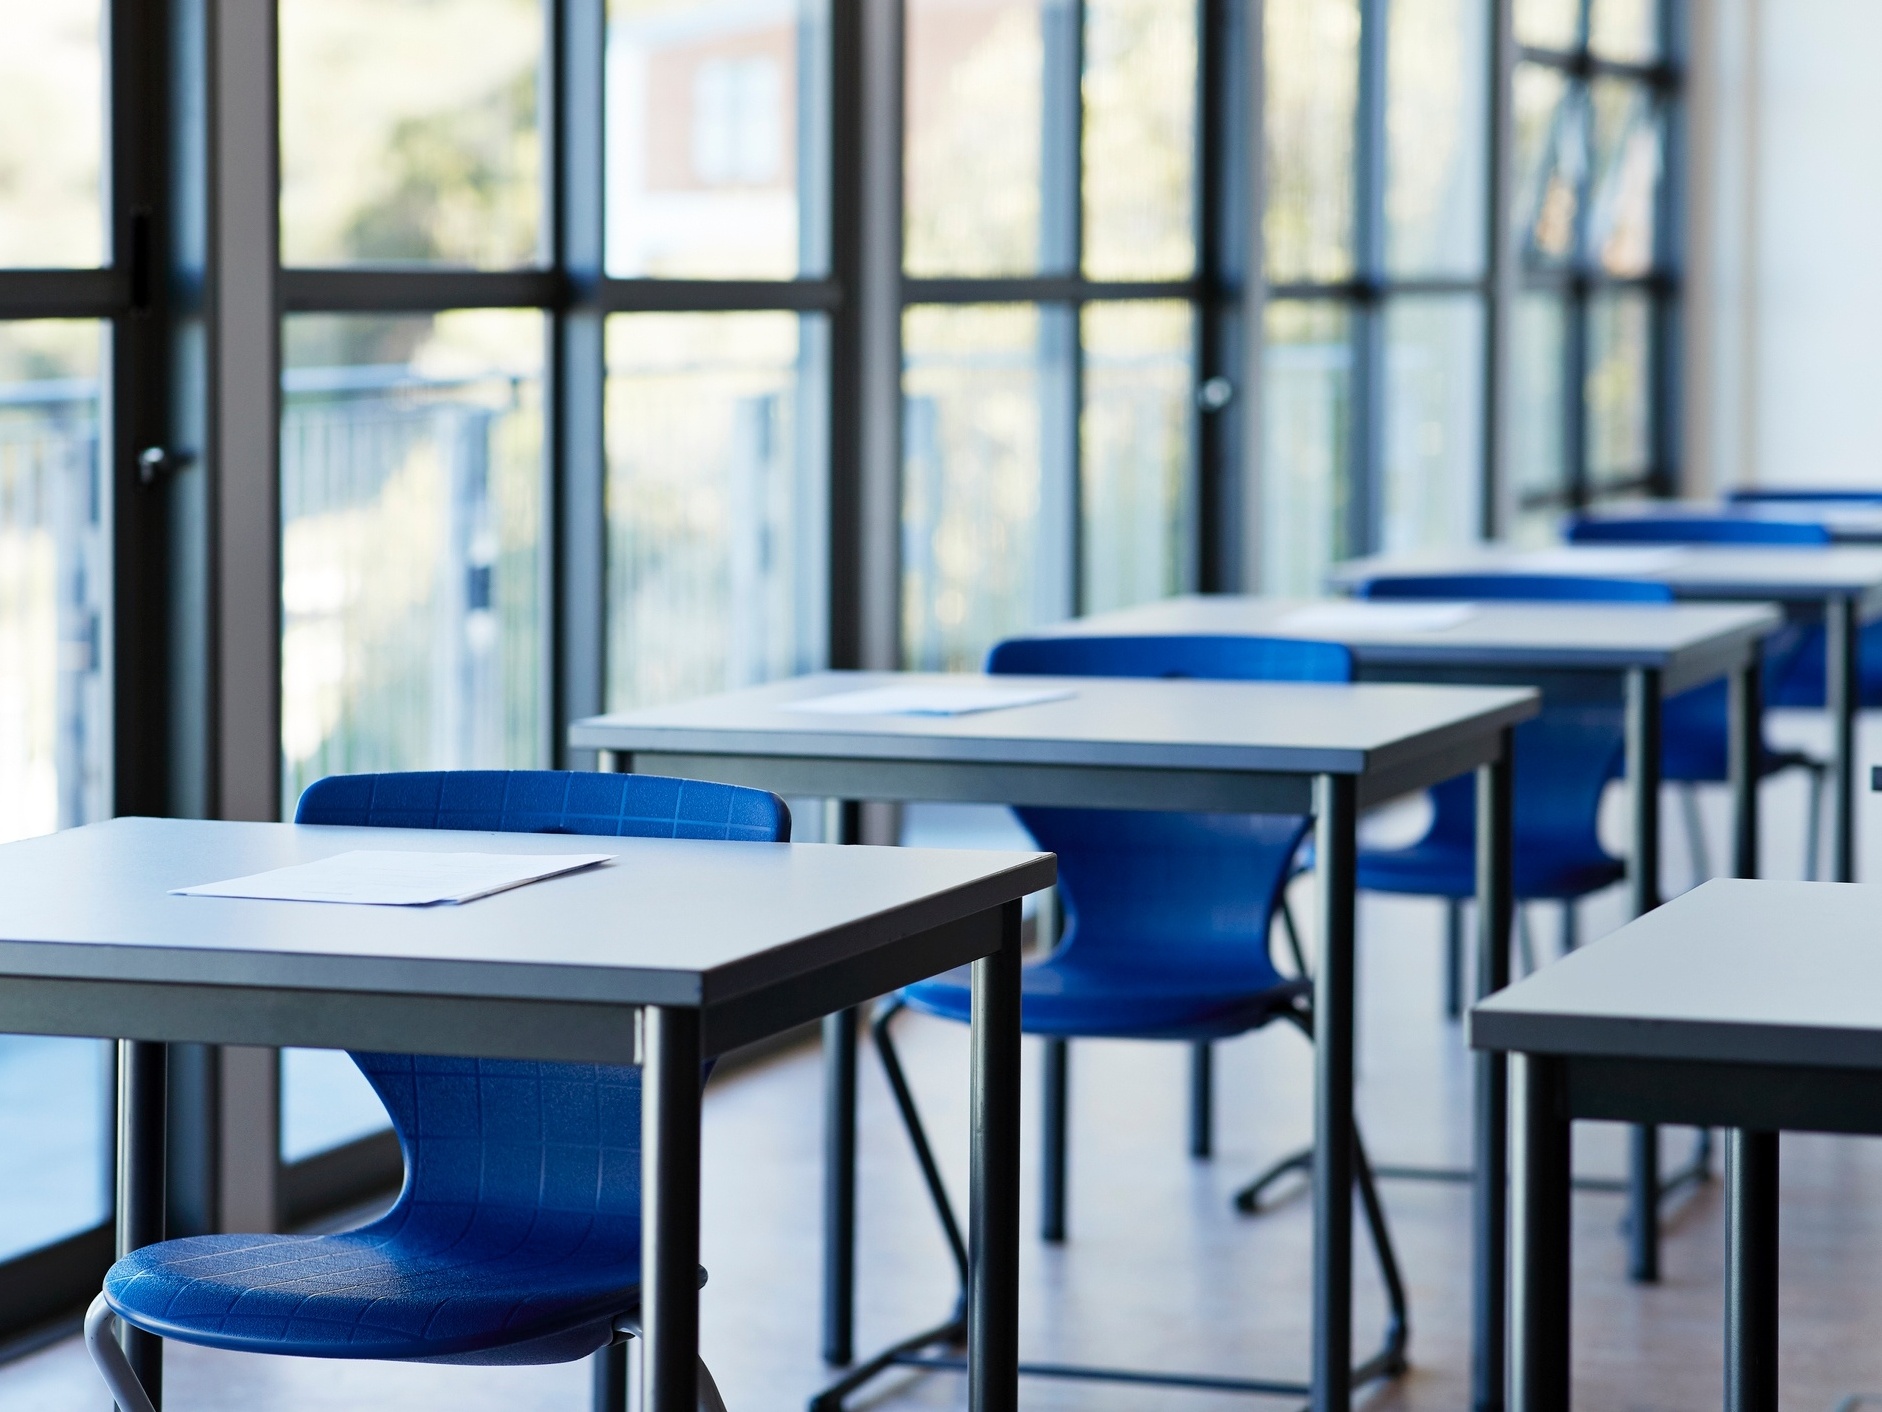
[604,311,827,708]
[280,311,545,808]
[0,0,103,267]
[1263,0,1680,572]
[278,0,545,267]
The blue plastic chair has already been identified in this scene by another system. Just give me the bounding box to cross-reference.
[1567,514,1833,547]
[86,769,790,1412]
[1727,487,1882,504]
[817,635,1408,1410]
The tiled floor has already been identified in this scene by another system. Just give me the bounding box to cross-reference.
[7,713,1882,1410]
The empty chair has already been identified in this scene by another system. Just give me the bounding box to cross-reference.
[86,769,790,1412]
[1567,514,1833,547]
[1727,487,1882,503]
[812,634,1408,1410]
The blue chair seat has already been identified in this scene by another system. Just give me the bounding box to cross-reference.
[904,957,1308,1041]
[104,1215,636,1366]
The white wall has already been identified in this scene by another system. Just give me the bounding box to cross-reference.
[1688,0,1882,492]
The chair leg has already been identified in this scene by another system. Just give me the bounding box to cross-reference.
[1041,1037,1069,1243]
[871,999,970,1296]
[1189,1042,1213,1159]
[1352,1127,1411,1375]
[613,1317,730,1412]
[1443,899,1465,1021]
[1679,782,1711,886]
[1232,1144,1315,1214]
[1805,762,1826,882]
[1277,892,1310,979]
[85,1294,157,1412]
[1560,900,1578,955]
[1516,905,1538,975]
[593,1340,630,1411]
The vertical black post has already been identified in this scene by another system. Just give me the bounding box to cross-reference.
[1188,1042,1214,1158]
[117,1040,168,1411]
[822,1007,858,1364]
[1473,734,1515,1412]
[1040,1038,1069,1242]
[1828,595,1858,883]
[1510,1053,1570,1412]
[1624,666,1662,1283]
[1311,773,1359,1412]
[642,1006,702,1412]
[968,900,1023,1412]
[1728,657,1761,880]
[821,799,861,1365]
[1725,1130,1780,1412]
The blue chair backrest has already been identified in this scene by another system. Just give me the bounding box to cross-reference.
[1568,514,1832,546]
[1356,576,1658,871]
[1361,573,1673,604]
[1728,488,1882,504]
[294,770,790,1230]
[986,634,1352,986]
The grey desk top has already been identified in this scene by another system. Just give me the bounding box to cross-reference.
[0,817,1053,1015]
[570,670,1538,787]
[1030,596,1779,694]
[1471,879,1882,1070]
[1329,543,1882,611]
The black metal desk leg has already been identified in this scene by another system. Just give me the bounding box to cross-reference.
[1624,666,1663,1283]
[1828,595,1858,883]
[1511,1054,1570,1412]
[822,1007,858,1364]
[967,900,1022,1412]
[1729,660,1761,881]
[117,1040,166,1412]
[643,1006,703,1412]
[1473,735,1515,1412]
[1312,773,1359,1412]
[1726,1131,1780,1412]
[822,799,862,1366]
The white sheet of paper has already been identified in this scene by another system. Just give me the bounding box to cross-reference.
[1279,602,1476,635]
[784,684,1077,717]
[1514,546,1686,574]
[172,850,614,906]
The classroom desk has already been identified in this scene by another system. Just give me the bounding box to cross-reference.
[1332,542,1882,883]
[0,817,1053,1412]
[1579,497,1882,542]
[1472,878,1882,1412]
[571,671,1539,1412]
[1029,594,1783,1306]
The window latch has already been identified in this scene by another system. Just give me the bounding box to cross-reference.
[137,446,195,488]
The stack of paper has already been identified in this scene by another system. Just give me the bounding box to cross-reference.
[173,851,614,906]
[785,684,1076,717]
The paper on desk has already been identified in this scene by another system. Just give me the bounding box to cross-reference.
[172,850,614,906]
[785,684,1076,717]
[1515,546,1687,574]
[1279,602,1476,634]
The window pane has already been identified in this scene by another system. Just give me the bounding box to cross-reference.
[281,310,544,808]
[1587,289,1651,488]
[903,303,1072,670]
[1589,0,1657,63]
[1265,0,1359,282]
[1260,300,1350,594]
[0,320,110,1258]
[282,1049,388,1162]
[1513,0,1578,50]
[1081,0,1196,281]
[1386,0,1487,277]
[279,0,543,268]
[605,312,827,711]
[1510,291,1566,539]
[0,1037,110,1259]
[905,0,1066,276]
[0,320,106,842]
[1382,296,1483,554]
[0,0,103,266]
[1081,301,1192,612]
[1513,64,1581,270]
[1587,78,1660,275]
[606,0,830,278]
